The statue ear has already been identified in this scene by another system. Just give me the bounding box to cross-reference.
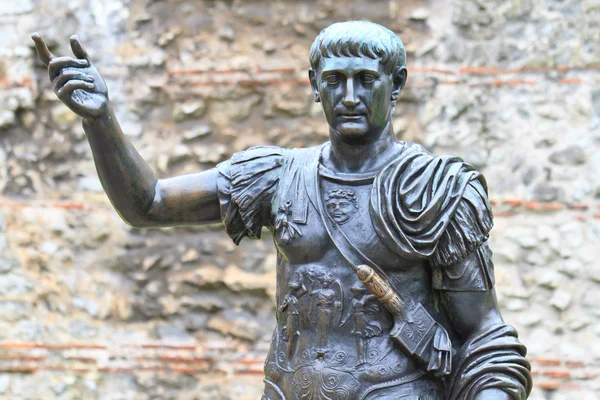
[391,66,407,103]
[308,68,320,103]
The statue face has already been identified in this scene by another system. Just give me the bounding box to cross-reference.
[313,56,394,143]
[326,197,356,224]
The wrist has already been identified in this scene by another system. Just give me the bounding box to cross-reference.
[82,103,114,125]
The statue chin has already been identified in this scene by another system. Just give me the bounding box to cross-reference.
[333,120,392,145]
[335,126,372,144]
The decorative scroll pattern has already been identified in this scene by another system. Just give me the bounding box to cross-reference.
[291,349,359,400]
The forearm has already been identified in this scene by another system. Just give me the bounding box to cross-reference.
[33,34,222,228]
[82,107,157,226]
[442,290,530,400]
[440,290,504,340]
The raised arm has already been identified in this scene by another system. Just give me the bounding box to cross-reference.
[32,34,221,228]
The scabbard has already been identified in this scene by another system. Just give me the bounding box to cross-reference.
[355,264,452,376]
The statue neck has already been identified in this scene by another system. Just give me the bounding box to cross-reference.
[324,123,399,174]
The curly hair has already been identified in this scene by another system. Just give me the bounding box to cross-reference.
[324,189,359,210]
[309,21,406,74]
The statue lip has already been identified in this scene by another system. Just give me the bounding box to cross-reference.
[336,108,366,117]
[339,113,364,120]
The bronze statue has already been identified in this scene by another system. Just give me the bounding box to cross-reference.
[32,20,532,400]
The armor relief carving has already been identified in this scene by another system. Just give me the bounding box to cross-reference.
[324,189,359,225]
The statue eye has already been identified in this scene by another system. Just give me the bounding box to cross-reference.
[324,74,341,85]
[361,73,377,84]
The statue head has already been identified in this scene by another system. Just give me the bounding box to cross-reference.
[308,21,407,144]
[325,189,359,224]
[319,272,335,287]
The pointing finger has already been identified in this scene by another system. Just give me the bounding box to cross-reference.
[31,32,55,67]
[70,35,90,62]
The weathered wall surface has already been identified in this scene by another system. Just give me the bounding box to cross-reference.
[0,0,599,399]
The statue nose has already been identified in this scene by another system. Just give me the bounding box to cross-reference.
[342,79,359,107]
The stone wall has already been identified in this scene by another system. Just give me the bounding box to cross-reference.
[0,0,599,399]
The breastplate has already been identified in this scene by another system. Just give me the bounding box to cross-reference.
[264,161,442,400]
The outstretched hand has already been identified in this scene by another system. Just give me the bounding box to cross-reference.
[32,33,109,119]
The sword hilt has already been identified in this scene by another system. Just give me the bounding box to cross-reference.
[355,264,409,322]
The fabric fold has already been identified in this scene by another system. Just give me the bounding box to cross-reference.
[428,325,452,377]
[216,146,286,244]
[370,144,493,265]
[447,324,533,400]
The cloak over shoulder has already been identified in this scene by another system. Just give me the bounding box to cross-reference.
[370,144,494,266]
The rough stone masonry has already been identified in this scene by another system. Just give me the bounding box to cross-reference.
[0,0,599,399]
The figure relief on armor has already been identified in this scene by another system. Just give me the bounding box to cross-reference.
[277,271,308,367]
[324,189,359,225]
[340,284,383,366]
[308,271,344,351]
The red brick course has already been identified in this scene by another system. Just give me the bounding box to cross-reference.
[0,343,597,393]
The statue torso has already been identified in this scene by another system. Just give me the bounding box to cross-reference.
[263,149,443,400]
[216,143,529,400]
